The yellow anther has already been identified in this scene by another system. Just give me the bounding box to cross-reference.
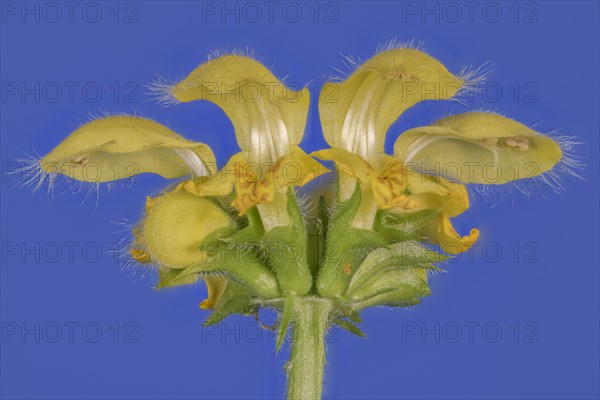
[516,142,529,151]
[504,136,530,151]
[381,70,414,81]
[515,137,530,151]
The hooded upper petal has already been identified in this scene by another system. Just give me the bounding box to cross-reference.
[319,47,463,167]
[41,115,216,182]
[394,112,563,184]
[170,55,310,165]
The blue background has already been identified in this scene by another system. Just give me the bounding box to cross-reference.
[1,1,599,399]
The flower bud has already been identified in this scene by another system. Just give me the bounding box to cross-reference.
[141,190,234,269]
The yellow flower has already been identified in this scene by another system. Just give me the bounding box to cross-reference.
[389,111,563,253]
[420,215,479,255]
[314,46,465,228]
[38,114,233,308]
[164,54,328,229]
[139,190,233,268]
[315,45,563,253]
[311,148,410,210]
[130,189,235,308]
[35,45,571,316]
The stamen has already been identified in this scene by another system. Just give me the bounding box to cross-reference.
[502,136,530,151]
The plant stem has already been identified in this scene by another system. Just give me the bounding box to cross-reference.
[286,297,333,400]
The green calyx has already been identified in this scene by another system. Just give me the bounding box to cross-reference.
[155,184,444,341]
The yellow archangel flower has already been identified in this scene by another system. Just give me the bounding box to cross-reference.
[35,47,566,309]
[164,54,328,229]
[314,46,562,254]
[30,44,575,400]
[37,54,328,308]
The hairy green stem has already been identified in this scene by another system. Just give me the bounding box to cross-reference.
[286,297,333,400]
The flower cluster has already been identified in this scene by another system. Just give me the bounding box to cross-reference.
[34,43,569,399]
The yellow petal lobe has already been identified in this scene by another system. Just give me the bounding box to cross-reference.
[404,174,469,217]
[421,215,479,254]
[200,276,228,310]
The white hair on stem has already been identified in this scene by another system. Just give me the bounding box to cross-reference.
[295,191,313,219]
